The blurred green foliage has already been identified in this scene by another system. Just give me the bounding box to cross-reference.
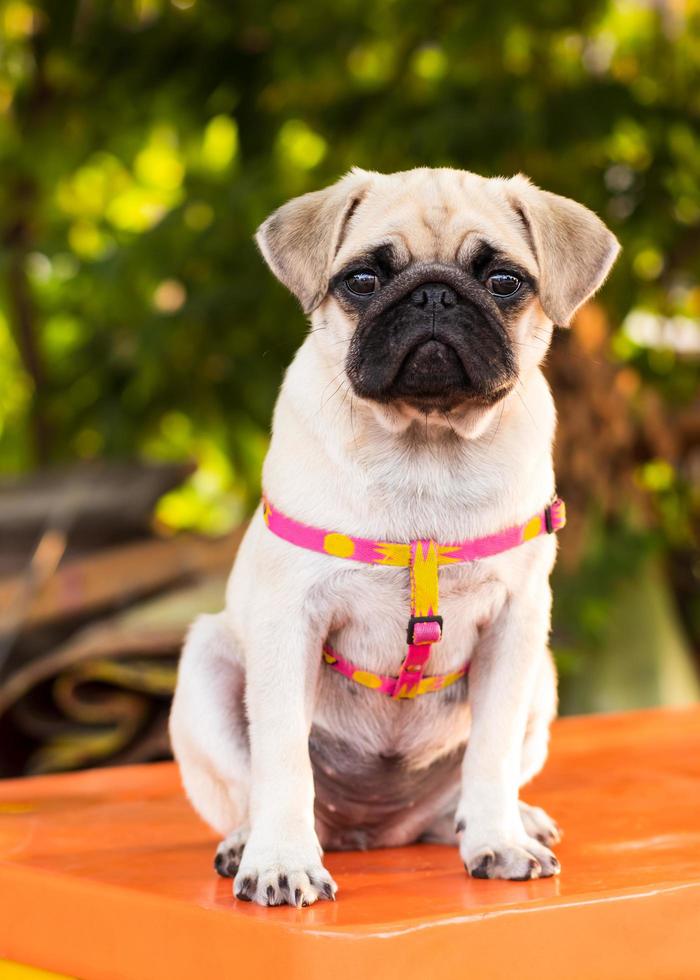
[0,0,697,697]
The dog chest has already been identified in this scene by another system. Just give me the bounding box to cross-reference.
[321,559,507,678]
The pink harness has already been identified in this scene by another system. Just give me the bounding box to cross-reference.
[263,496,566,700]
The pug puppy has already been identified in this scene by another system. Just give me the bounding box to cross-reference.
[170,167,619,907]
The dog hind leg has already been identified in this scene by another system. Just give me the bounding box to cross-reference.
[169,613,251,872]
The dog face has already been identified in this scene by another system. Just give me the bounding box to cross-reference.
[257,168,619,434]
[338,255,521,414]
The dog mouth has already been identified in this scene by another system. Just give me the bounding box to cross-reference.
[397,339,465,391]
[387,338,514,411]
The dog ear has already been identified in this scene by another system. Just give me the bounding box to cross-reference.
[255,169,372,314]
[506,175,620,327]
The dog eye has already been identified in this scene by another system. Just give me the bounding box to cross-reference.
[485,272,521,297]
[344,269,378,296]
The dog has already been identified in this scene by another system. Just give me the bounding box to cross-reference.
[170,167,620,907]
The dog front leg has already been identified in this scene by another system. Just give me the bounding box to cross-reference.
[455,582,560,880]
[233,600,336,907]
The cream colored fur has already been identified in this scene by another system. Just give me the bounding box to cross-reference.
[170,167,619,906]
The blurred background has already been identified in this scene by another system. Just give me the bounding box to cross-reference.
[0,0,697,777]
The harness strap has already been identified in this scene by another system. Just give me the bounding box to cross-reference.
[390,539,442,698]
[322,643,469,697]
[262,495,566,699]
[263,497,566,566]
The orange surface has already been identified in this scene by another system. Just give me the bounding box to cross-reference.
[2,707,700,980]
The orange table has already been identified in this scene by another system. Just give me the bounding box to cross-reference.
[1,706,700,980]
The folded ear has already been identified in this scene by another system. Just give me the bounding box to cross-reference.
[506,175,620,327]
[255,169,372,314]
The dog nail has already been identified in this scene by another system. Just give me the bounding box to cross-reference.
[294,888,302,906]
[266,885,275,903]
[235,875,256,900]
[455,819,466,834]
[214,851,239,878]
[471,853,494,878]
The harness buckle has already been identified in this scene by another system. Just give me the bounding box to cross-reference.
[407,614,443,645]
[544,505,554,534]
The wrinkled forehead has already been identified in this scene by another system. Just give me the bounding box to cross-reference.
[334,168,537,274]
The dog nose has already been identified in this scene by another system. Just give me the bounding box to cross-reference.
[410,283,456,309]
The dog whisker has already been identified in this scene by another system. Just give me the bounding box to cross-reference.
[441,410,460,442]
[332,380,352,422]
[320,367,348,399]
[321,376,350,414]
[511,341,549,351]
[515,378,539,432]
[421,410,441,462]
[486,399,506,449]
[349,394,359,450]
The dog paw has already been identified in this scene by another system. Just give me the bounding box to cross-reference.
[234,836,337,907]
[460,834,560,881]
[214,826,249,878]
[519,801,561,847]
